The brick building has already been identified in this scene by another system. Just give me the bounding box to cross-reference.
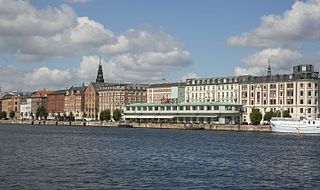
[47,90,66,117]
[65,86,86,119]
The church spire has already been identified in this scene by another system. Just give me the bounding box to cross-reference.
[96,57,104,83]
[267,58,272,77]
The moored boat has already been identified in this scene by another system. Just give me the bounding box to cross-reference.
[270,117,320,134]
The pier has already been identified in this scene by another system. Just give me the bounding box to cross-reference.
[0,120,271,132]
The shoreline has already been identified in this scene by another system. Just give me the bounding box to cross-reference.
[0,119,271,132]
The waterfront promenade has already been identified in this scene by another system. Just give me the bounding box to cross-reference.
[0,119,271,132]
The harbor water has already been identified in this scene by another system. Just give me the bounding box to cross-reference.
[0,124,319,189]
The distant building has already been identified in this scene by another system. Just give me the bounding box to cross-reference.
[123,102,242,124]
[147,82,185,104]
[31,90,51,118]
[47,90,66,118]
[185,64,320,123]
[97,83,148,118]
[65,86,86,119]
[20,98,32,119]
[0,93,24,118]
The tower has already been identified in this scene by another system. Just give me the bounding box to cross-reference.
[96,57,104,83]
[267,58,272,77]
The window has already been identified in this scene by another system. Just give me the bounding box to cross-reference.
[287,83,293,88]
[214,106,219,110]
[179,106,184,111]
[300,108,304,113]
[300,91,304,96]
[300,99,304,104]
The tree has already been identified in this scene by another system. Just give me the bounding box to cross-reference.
[250,108,262,125]
[263,111,274,122]
[282,110,291,118]
[69,112,74,121]
[0,111,6,119]
[113,109,122,121]
[100,110,111,121]
[9,111,15,119]
[36,106,48,120]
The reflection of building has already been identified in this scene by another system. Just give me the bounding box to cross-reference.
[98,83,147,117]
[65,86,86,119]
[123,102,242,124]
[47,90,66,118]
[185,64,320,123]
[147,83,185,104]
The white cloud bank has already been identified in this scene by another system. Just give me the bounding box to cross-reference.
[0,1,192,90]
[228,0,320,75]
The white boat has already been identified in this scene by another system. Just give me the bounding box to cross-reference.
[270,117,320,134]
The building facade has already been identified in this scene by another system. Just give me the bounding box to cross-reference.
[31,90,50,117]
[20,98,32,119]
[98,83,148,117]
[185,64,320,123]
[0,94,24,118]
[64,86,86,119]
[123,102,242,124]
[47,90,66,118]
[147,83,185,104]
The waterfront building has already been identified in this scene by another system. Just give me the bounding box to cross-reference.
[64,86,86,119]
[0,93,24,118]
[20,98,32,119]
[84,59,106,120]
[98,83,148,118]
[123,102,242,124]
[47,90,66,118]
[147,82,185,104]
[31,90,51,118]
[185,64,320,123]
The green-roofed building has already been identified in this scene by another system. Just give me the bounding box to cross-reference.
[123,102,242,124]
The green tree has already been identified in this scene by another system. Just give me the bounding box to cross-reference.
[250,108,262,125]
[9,111,15,119]
[36,106,48,120]
[100,110,111,121]
[0,111,6,119]
[113,109,122,121]
[282,110,291,118]
[263,111,274,122]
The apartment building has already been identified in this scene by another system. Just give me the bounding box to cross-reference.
[65,86,86,119]
[98,83,148,117]
[185,64,320,123]
[147,83,185,104]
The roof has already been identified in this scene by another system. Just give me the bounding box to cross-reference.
[148,82,186,88]
[48,90,67,95]
[126,101,242,107]
[69,86,87,93]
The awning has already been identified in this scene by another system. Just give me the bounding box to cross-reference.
[123,115,139,119]
[137,115,156,119]
[154,115,176,119]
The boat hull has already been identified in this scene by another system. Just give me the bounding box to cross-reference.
[270,121,320,134]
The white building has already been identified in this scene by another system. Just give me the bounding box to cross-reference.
[147,83,185,103]
[20,98,32,119]
[185,64,320,123]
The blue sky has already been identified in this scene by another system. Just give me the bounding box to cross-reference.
[1,0,319,91]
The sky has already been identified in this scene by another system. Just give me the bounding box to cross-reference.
[1,0,320,91]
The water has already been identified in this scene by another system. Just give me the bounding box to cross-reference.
[0,124,319,190]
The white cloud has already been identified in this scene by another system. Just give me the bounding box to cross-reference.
[227,0,320,49]
[0,1,193,90]
[24,67,72,89]
[234,48,303,76]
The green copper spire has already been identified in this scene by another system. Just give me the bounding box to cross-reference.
[267,58,272,77]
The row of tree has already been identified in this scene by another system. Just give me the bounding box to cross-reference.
[99,109,122,122]
[250,108,291,125]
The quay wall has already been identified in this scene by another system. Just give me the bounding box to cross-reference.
[0,119,271,132]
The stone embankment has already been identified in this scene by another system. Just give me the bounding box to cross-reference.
[0,119,272,132]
